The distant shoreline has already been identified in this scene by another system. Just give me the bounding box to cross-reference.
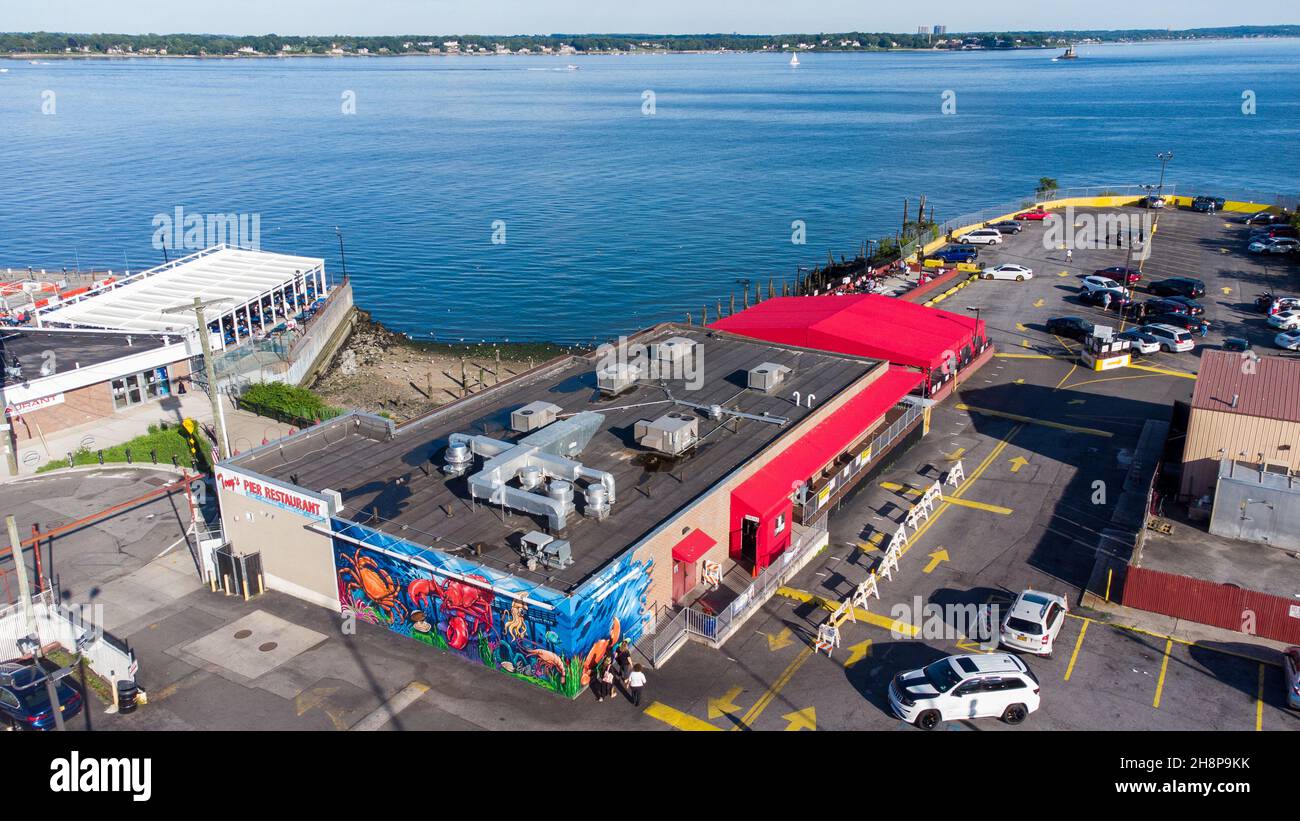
[6,34,1298,61]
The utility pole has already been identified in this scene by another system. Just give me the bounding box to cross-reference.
[8,515,63,730]
[163,297,231,461]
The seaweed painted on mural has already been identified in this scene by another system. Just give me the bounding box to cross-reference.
[331,521,655,699]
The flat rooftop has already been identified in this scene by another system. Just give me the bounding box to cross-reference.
[229,325,890,590]
[1,328,174,389]
[37,246,324,334]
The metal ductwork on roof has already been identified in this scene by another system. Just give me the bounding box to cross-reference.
[443,411,615,532]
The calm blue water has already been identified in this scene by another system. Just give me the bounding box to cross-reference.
[3,39,1299,342]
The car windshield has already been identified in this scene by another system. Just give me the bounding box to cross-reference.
[921,659,964,693]
[1006,616,1043,635]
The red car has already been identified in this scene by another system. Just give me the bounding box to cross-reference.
[1095,266,1142,286]
[1015,207,1050,221]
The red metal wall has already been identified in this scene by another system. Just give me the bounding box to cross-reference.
[1122,566,1300,645]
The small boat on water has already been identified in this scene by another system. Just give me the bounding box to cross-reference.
[1054,44,1079,61]
[789,53,800,67]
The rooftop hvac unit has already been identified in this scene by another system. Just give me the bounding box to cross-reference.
[634,412,699,456]
[597,362,641,396]
[518,530,573,570]
[653,336,699,369]
[511,400,562,433]
[748,362,791,393]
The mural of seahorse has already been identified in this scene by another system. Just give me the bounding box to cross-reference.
[505,600,528,641]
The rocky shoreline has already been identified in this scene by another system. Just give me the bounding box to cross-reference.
[310,310,585,421]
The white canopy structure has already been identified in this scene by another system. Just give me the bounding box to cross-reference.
[36,246,328,350]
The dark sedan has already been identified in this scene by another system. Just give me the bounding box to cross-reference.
[1045,316,1095,341]
[1146,312,1210,334]
[1145,297,1203,316]
[1080,288,1133,309]
[1147,277,1206,298]
[0,662,83,731]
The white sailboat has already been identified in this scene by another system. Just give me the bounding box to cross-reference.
[789,53,800,67]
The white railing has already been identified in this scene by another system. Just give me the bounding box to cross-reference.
[31,245,233,316]
[0,590,137,685]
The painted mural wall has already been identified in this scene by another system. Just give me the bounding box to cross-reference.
[330,519,653,698]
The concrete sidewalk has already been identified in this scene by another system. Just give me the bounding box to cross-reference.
[9,392,300,478]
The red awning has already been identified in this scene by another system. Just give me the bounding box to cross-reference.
[672,528,717,562]
[731,367,925,518]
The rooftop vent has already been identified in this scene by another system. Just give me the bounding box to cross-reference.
[748,362,791,393]
[597,362,642,396]
[511,400,562,433]
[635,412,699,456]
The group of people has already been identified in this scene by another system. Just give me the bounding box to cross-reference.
[590,639,648,705]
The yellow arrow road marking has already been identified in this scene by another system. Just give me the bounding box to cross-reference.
[844,640,873,668]
[1014,378,1025,384]
[1222,286,1233,295]
[765,627,795,651]
[707,686,744,719]
[782,707,817,731]
[1033,298,1045,308]
[1007,455,1029,472]
[1020,338,1030,348]
[1015,323,1029,332]
[923,548,950,573]
[1058,270,1070,277]
[956,639,992,654]
[943,447,966,461]
[645,702,722,731]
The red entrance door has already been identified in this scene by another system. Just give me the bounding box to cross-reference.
[672,559,700,603]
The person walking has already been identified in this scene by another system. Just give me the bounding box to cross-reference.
[598,659,615,704]
[628,664,647,706]
[615,640,632,688]
[1066,248,1073,264]
[1101,290,1112,312]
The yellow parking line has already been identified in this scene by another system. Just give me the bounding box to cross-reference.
[1064,620,1088,681]
[644,702,722,731]
[1153,638,1173,708]
[1256,664,1265,731]
[956,404,1112,437]
[993,352,1059,360]
[732,646,814,731]
[1053,363,1078,391]
[1126,363,1197,379]
[775,587,920,636]
[943,497,1013,515]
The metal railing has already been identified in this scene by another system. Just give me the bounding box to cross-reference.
[798,400,925,525]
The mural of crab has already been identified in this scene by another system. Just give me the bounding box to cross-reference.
[338,548,408,624]
[409,574,495,651]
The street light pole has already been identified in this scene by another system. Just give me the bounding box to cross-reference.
[1156,151,1174,197]
[335,226,348,279]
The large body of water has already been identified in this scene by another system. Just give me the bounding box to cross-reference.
[3,39,1299,342]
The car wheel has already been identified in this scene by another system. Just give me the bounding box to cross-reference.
[1161,344,1171,352]
[983,273,993,280]
[1002,703,1029,725]
[1015,275,1024,282]
[915,709,942,730]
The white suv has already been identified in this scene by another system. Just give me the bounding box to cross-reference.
[1080,275,1123,294]
[1140,323,1195,353]
[999,590,1068,656]
[888,653,1041,730]
[958,228,1003,246]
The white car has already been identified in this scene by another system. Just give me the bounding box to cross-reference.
[958,228,1003,246]
[1080,275,1122,294]
[1267,310,1300,330]
[1275,331,1300,351]
[983,264,1033,282]
[888,653,1041,730]
[1141,323,1195,353]
[999,590,1069,656]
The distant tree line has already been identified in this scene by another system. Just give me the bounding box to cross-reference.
[3,26,1299,56]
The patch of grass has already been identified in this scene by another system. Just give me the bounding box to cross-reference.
[37,421,211,473]
[45,649,113,705]
[239,381,344,423]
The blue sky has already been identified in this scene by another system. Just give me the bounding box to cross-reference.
[5,0,1297,36]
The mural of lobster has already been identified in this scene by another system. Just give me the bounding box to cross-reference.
[408,575,495,651]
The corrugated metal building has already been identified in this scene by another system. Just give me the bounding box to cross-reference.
[1181,350,1300,499]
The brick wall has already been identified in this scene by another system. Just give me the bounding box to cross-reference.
[12,381,114,441]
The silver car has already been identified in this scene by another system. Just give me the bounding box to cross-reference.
[1285,648,1300,710]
